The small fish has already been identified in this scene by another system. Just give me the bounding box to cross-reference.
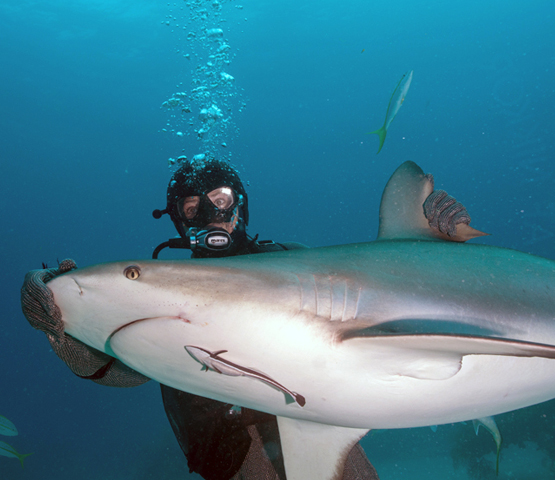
[0,441,32,469]
[0,415,18,436]
[473,416,503,475]
[185,345,306,407]
[369,70,413,154]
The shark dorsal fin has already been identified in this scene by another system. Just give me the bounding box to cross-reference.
[377,161,486,242]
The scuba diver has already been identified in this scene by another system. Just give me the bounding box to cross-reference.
[151,155,380,479]
[21,155,477,480]
[151,155,307,260]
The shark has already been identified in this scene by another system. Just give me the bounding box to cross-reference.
[45,161,555,480]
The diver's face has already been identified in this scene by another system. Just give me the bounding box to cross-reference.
[180,186,239,234]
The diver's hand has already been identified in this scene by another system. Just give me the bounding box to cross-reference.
[422,173,471,237]
[422,174,488,243]
[423,189,471,237]
[21,260,149,388]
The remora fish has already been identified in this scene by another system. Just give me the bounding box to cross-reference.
[185,345,306,406]
[0,415,18,436]
[370,70,413,153]
[43,161,555,480]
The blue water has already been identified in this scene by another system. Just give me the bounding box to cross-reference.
[1,0,554,478]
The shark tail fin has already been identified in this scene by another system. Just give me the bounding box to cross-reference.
[368,125,387,154]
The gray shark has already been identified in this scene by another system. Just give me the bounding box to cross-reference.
[46,161,555,479]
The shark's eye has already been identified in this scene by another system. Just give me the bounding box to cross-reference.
[124,265,141,280]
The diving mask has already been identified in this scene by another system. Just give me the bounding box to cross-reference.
[177,186,242,228]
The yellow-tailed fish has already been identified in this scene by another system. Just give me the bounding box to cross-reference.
[0,441,32,468]
[0,415,17,436]
[369,70,413,154]
[473,416,503,475]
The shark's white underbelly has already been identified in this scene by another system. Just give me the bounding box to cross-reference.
[108,316,555,430]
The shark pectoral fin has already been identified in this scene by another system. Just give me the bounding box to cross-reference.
[368,125,387,154]
[390,350,462,380]
[344,334,463,380]
[343,333,555,381]
[345,332,555,358]
[350,329,555,380]
[277,416,368,480]
[372,334,555,358]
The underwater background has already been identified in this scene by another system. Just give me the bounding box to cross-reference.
[1,0,554,478]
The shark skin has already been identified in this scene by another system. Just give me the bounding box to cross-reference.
[45,162,555,479]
